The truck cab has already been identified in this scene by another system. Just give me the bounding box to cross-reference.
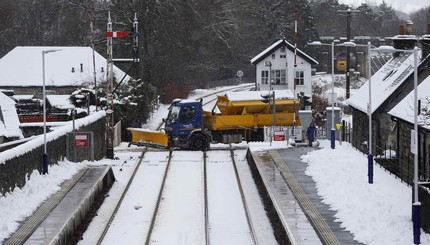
[164,99,211,150]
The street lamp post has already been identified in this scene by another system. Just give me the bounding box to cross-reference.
[42,49,62,174]
[343,42,420,244]
[341,41,375,183]
[412,46,420,245]
[382,45,420,245]
[308,41,336,149]
[367,42,373,184]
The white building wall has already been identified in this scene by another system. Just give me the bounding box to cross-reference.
[255,47,312,98]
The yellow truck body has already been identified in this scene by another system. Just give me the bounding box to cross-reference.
[128,90,301,149]
[204,91,301,131]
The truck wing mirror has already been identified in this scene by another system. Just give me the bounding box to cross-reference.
[261,94,270,104]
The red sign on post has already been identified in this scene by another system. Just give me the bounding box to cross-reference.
[106,31,131,38]
[75,134,88,147]
[274,131,285,141]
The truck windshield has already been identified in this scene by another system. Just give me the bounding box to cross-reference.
[167,105,180,121]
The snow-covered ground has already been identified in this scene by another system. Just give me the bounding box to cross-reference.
[302,140,430,245]
[1,82,430,244]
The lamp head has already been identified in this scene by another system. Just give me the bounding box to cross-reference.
[308,41,322,46]
[374,45,397,53]
[339,41,356,47]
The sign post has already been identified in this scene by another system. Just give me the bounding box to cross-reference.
[105,12,139,159]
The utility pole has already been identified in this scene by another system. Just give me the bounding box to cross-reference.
[89,10,97,111]
[106,12,114,159]
[105,12,139,159]
[339,9,359,99]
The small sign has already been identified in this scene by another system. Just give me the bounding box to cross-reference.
[236,70,244,78]
[75,134,88,147]
[274,131,285,141]
[290,126,303,141]
[337,60,347,71]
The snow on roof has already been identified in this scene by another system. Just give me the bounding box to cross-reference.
[0,110,105,164]
[250,39,318,65]
[389,75,430,130]
[250,40,284,64]
[178,99,198,104]
[347,49,420,113]
[391,35,417,40]
[46,95,75,110]
[0,92,23,139]
[0,46,132,87]
[13,95,34,101]
[225,90,294,101]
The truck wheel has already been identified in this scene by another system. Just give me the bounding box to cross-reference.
[190,134,208,151]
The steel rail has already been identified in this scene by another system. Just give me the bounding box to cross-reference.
[203,151,210,245]
[229,145,258,245]
[144,149,173,245]
[96,146,148,245]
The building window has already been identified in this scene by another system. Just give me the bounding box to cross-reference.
[280,46,286,53]
[272,54,276,59]
[295,70,304,85]
[280,54,286,58]
[270,70,286,85]
[261,70,269,84]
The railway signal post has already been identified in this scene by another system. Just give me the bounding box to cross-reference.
[106,12,139,159]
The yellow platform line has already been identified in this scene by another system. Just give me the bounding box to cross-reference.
[269,150,341,245]
[5,168,88,245]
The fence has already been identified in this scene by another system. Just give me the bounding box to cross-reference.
[263,126,303,142]
[114,121,121,147]
[66,132,95,162]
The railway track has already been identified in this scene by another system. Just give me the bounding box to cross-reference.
[96,147,149,245]
[228,144,258,245]
[95,85,256,244]
[204,145,257,244]
[144,149,173,245]
[97,146,260,244]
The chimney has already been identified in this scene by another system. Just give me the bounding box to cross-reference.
[393,21,416,50]
[420,24,430,58]
[399,24,405,35]
[405,20,413,35]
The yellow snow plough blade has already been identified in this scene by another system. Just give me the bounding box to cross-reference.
[127,127,168,148]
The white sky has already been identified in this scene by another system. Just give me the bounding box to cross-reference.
[339,0,430,14]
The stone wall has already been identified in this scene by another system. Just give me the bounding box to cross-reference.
[351,109,368,153]
[420,185,430,233]
[0,116,106,196]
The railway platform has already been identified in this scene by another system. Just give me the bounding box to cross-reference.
[4,166,115,245]
[248,147,364,245]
